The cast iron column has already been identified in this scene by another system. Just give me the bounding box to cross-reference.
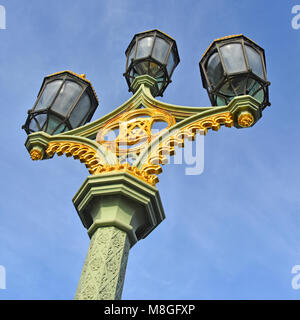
[72,171,165,300]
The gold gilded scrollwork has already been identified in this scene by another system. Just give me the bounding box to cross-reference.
[96,108,176,158]
[45,141,158,186]
[141,112,234,180]
[46,141,104,175]
[44,112,233,186]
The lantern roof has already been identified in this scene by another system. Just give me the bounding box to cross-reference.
[201,34,264,62]
[125,29,179,59]
[40,70,99,104]
[133,29,175,40]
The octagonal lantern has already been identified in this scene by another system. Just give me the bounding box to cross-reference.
[22,71,99,135]
[199,35,270,109]
[124,29,180,97]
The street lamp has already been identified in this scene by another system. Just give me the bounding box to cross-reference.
[22,71,98,136]
[199,34,270,109]
[124,29,180,97]
[22,30,270,300]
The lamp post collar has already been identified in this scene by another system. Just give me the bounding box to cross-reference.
[131,74,157,94]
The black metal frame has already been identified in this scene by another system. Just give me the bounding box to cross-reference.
[124,29,180,97]
[22,71,99,135]
[199,35,270,109]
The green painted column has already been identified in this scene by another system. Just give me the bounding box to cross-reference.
[72,172,165,300]
[75,226,130,300]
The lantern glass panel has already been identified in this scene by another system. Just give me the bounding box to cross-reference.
[245,45,265,79]
[51,80,83,116]
[46,114,64,134]
[219,80,235,96]
[166,50,175,76]
[35,113,47,130]
[136,36,153,59]
[127,43,136,68]
[130,68,139,84]
[156,70,164,90]
[135,61,149,75]
[29,118,38,132]
[35,80,63,111]
[219,76,248,97]
[152,37,169,63]
[149,61,161,76]
[81,110,91,125]
[69,92,91,127]
[216,96,226,105]
[253,89,264,102]
[157,82,163,90]
[248,81,264,103]
[216,75,265,106]
[220,43,247,74]
[206,52,224,87]
[129,69,134,83]
[230,76,247,95]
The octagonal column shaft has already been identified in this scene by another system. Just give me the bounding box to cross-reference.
[72,171,165,300]
[75,226,130,300]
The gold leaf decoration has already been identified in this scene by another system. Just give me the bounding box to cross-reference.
[96,108,176,157]
[141,112,234,180]
[45,141,157,186]
[46,141,104,174]
[30,148,43,161]
[237,111,254,128]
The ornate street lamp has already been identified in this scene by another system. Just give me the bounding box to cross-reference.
[22,71,98,135]
[124,29,180,97]
[22,31,270,300]
[199,35,270,110]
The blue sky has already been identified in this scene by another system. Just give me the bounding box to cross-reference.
[1,0,300,300]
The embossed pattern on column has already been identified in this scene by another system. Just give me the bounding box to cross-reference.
[75,226,130,300]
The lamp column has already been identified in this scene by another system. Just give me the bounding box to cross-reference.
[72,171,165,300]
